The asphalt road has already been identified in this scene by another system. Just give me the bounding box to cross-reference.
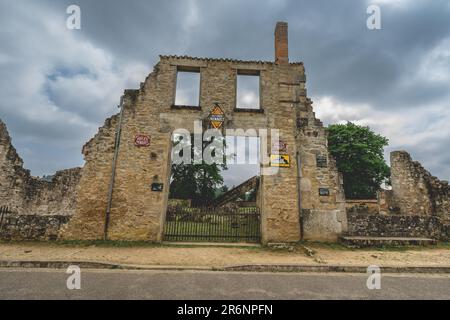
[0,268,449,300]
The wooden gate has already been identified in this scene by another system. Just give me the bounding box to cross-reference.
[163,206,261,243]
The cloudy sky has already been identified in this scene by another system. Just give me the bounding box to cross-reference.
[1,0,449,187]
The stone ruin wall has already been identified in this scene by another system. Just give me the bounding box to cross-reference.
[390,151,450,221]
[296,98,347,241]
[346,212,450,241]
[60,91,141,241]
[344,151,450,241]
[0,119,81,240]
[0,120,82,216]
[0,215,71,241]
[346,213,444,239]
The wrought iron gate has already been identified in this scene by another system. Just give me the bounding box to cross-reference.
[0,206,11,231]
[163,206,261,243]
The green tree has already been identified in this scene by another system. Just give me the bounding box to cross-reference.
[169,135,227,206]
[327,122,390,199]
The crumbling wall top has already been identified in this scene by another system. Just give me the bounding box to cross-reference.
[159,55,304,66]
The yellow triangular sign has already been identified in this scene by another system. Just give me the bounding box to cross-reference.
[211,105,224,115]
[209,104,225,129]
[211,121,222,129]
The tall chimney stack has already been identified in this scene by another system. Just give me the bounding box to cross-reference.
[275,22,289,65]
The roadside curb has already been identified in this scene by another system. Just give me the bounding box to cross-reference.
[217,264,450,274]
[1,260,450,274]
[0,260,211,272]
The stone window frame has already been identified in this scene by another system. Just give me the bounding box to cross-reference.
[172,65,202,110]
[234,69,264,113]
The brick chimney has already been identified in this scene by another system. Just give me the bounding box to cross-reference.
[275,22,289,65]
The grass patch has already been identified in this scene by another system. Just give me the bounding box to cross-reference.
[434,242,450,249]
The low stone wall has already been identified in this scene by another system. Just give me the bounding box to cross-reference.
[346,212,448,240]
[0,214,71,241]
[346,200,379,214]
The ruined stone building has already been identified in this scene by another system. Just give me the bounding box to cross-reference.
[0,22,448,244]
[0,119,80,240]
[60,22,346,243]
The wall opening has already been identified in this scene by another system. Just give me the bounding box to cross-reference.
[236,71,260,110]
[175,67,200,107]
[164,133,261,243]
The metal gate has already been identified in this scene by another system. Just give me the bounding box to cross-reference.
[0,206,11,231]
[163,206,261,243]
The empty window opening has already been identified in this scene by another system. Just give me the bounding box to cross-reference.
[175,69,200,107]
[226,135,260,166]
[237,72,260,109]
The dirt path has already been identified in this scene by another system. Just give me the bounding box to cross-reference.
[0,242,449,268]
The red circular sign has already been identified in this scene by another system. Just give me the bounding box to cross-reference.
[272,141,287,152]
[134,135,151,147]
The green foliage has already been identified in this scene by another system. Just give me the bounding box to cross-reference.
[169,135,227,206]
[327,122,390,199]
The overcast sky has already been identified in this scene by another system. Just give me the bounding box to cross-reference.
[1,0,449,187]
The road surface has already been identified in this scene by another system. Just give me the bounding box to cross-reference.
[0,268,449,300]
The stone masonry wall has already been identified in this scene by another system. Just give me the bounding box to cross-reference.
[346,212,449,240]
[296,98,347,241]
[59,112,122,240]
[391,151,450,221]
[0,119,81,217]
[0,213,70,241]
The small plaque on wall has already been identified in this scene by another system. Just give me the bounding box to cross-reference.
[135,135,151,147]
[316,155,328,168]
[319,188,330,196]
[151,183,164,192]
